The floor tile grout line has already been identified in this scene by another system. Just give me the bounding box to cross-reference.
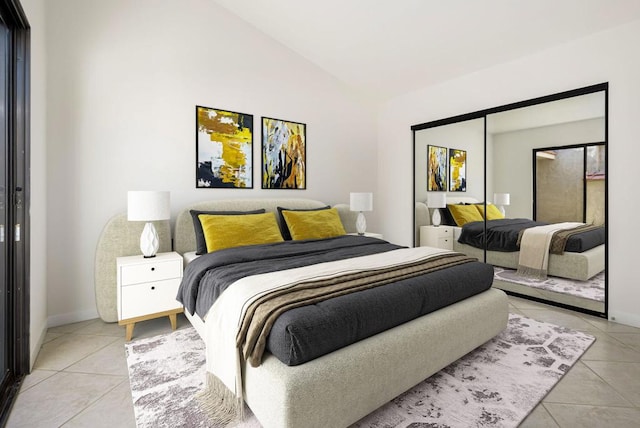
[15,369,59,395]
[578,360,638,409]
[46,333,123,372]
[56,375,129,428]
[540,403,562,428]
[542,360,636,409]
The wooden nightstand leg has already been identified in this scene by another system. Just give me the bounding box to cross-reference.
[169,313,177,331]
[125,323,135,341]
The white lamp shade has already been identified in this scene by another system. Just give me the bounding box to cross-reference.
[493,193,511,206]
[127,191,171,221]
[426,192,447,209]
[350,192,373,212]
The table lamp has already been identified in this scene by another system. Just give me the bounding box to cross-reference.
[493,193,510,216]
[127,191,170,257]
[350,192,373,235]
[427,192,447,227]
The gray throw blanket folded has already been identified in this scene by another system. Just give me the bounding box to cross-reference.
[236,252,474,367]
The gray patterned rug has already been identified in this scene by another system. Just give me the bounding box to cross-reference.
[494,267,605,302]
[125,314,595,428]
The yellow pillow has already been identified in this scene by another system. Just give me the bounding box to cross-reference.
[199,212,284,252]
[447,204,484,226]
[281,208,346,240]
[475,203,505,220]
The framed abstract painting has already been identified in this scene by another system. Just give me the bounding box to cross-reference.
[449,148,467,192]
[427,145,447,191]
[261,117,306,189]
[196,105,253,188]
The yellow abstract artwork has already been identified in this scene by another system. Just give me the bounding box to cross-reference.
[262,117,306,189]
[196,106,253,188]
[449,148,466,192]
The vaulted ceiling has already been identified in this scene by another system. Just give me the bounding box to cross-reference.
[213,0,640,101]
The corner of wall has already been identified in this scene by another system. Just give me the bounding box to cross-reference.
[47,308,100,329]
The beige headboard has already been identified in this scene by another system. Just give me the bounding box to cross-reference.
[94,199,356,322]
[174,198,358,255]
[415,196,481,245]
[94,215,171,322]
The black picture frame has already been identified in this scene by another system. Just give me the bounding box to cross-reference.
[195,105,253,189]
[427,145,447,191]
[448,148,467,192]
[261,116,307,189]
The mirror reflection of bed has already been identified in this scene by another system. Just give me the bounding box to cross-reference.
[413,84,607,316]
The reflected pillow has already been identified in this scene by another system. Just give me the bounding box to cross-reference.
[447,204,484,226]
[190,209,266,255]
[475,203,505,220]
[281,208,346,240]
[276,206,331,240]
[439,205,457,226]
[199,212,283,253]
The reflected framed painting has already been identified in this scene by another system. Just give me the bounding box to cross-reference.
[195,105,253,188]
[427,145,447,191]
[449,148,467,192]
[262,117,306,189]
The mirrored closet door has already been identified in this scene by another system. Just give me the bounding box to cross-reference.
[412,83,608,317]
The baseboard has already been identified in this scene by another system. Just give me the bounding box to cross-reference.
[608,310,640,328]
[47,308,99,328]
[30,320,48,370]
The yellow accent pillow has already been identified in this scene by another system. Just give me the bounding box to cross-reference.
[199,212,284,252]
[281,208,346,240]
[475,203,505,220]
[447,204,484,226]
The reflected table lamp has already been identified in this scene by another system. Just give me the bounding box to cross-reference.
[427,192,447,227]
[350,192,373,235]
[127,191,171,258]
[493,193,510,216]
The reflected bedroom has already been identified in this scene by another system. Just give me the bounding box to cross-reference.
[413,84,607,316]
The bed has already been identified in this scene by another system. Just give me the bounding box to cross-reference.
[416,199,605,281]
[174,198,508,428]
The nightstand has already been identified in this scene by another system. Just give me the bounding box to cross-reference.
[117,251,184,341]
[348,232,383,239]
[419,226,453,250]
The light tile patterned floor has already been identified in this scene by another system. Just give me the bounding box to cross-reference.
[6,296,640,427]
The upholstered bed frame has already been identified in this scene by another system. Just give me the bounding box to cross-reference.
[452,235,604,281]
[174,198,509,428]
[416,200,605,281]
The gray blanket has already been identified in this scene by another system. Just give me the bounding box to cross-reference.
[177,235,403,319]
[177,236,494,366]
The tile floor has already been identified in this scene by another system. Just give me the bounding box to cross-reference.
[6,295,640,427]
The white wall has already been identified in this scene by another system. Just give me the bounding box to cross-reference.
[45,0,377,325]
[21,0,47,368]
[378,19,640,327]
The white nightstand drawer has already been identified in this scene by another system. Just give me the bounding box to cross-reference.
[435,227,451,238]
[420,226,454,250]
[120,278,182,320]
[120,259,182,286]
[438,237,453,250]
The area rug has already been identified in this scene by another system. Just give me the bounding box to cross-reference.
[125,314,595,428]
[494,266,605,302]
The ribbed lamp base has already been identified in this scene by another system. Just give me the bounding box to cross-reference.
[356,212,367,235]
[140,222,159,258]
